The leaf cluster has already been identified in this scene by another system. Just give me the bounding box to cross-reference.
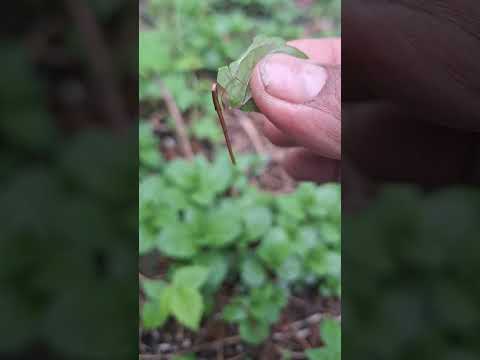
[139,136,341,343]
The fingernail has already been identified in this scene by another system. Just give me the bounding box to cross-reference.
[260,54,327,103]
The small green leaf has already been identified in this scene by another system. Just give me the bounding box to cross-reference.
[194,251,229,290]
[310,183,341,221]
[306,319,341,360]
[243,206,272,241]
[140,30,170,76]
[239,320,270,345]
[191,116,223,142]
[192,207,242,248]
[157,225,197,259]
[258,227,292,268]
[142,279,166,300]
[326,253,341,277]
[172,265,209,289]
[241,257,267,288]
[142,287,172,330]
[139,226,157,255]
[164,159,197,190]
[223,302,247,323]
[306,245,329,276]
[277,256,302,283]
[321,318,341,352]
[169,286,204,330]
[276,194,305,223]
[295,227,319,257]
[319,222,341,246]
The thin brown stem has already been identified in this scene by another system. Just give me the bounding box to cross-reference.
[212,83,236,164]
[159,80,194,159]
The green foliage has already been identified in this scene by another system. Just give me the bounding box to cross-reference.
[139,123,341,343]
[141,265,209,330]
[139,121,163,176]
[306,318,341,360]
[139,0,342,351]
[223,284,287,344]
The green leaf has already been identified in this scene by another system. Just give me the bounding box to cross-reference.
[172,266,209,289]
[139,121,163,169]
[222,301,247,323]
[306,319,341,360]
[142,287,172,330]
[310,183,341,221]
[140,30,171,76]
[306,245,329,276]
[276,194,305,223]
[239,320,270,345]
[189,207,242,248]
[157,224,197,259]
[277,256,302,283]
[172,355,196,360]
[326,253,341,278]
[258,227,292,268]
[139,226,157,255]
[194,252,230,290]
[169,286,204,330]
[306,348,330,360]
[217,35,308,109]
[241,257,267,288]
[295,226,319,257]
[319,222,341,246]
[321,318,341,352]
[243,206,272,241]
[249,285,286,324]
[191,116,223,142]
[142,279,166,300]
[165,159,197,190]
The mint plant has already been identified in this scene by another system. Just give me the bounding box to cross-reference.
[139,0,342,352]
[223,284,288,344]
[139,133,341,344]
[142,265,209,330]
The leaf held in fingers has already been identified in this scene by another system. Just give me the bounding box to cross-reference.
[213,36,308,164]
[216,35,308,110]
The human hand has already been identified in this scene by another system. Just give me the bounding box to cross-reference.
[250,38,341,183]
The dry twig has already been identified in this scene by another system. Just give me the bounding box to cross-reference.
[237,113,265,154]
[159,80,194,159]
[139,335,242,360]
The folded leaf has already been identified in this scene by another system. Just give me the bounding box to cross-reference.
[216,35,308,111]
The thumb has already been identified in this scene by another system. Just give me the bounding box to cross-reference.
[250,53,341,159]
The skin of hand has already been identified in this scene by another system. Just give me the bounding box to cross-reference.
[250,38,341,184]
[251,0,479,188]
